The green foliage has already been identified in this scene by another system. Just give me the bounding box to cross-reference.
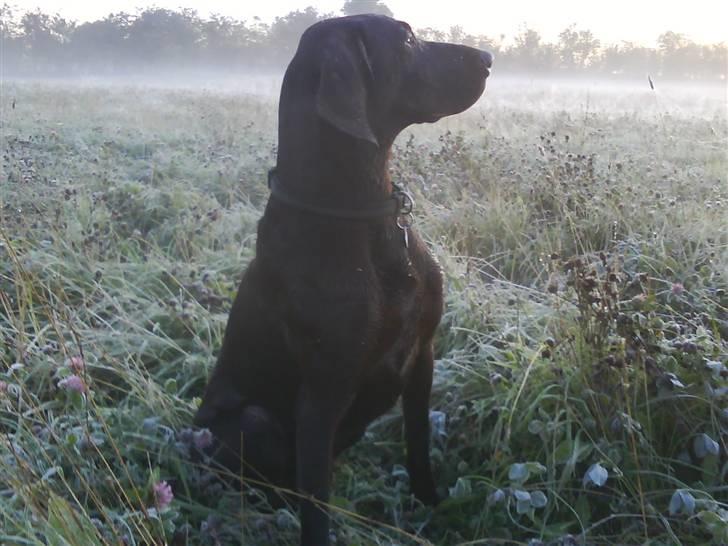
[0,81,726,545]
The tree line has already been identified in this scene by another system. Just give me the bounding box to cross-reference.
[0,2,725,80]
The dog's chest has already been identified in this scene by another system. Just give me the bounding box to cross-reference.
[369,250,428,380]
[371,305,421,383]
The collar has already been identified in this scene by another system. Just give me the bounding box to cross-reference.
[267,168,414,221]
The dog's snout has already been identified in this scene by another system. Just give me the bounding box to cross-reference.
[480,50,494,76]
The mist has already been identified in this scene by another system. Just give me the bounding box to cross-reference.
[1,3,726,85]
[2,2,725,128]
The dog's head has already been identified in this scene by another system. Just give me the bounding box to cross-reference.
[280,14,492,147]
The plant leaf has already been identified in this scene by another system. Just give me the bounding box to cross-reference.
[669,489,696,516]
[515,490,532,515]
[694,433,720,458]
[526,462,548,475]
[487,488,506,506]
[530,490,548,508]
[509,463,529,483]
[449,477,472,498]
[429,410,447,438]
[513,489,531,502]
[583,463,608,487]
[528,420,544,434]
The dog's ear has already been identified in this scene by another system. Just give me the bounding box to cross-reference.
[316,35,378,146]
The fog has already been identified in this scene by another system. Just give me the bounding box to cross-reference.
[6,70,725,124]
[1,3,726,121]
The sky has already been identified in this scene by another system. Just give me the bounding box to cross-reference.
[8,0,728,46]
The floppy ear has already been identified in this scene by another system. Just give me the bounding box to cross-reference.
[316,36,378,146]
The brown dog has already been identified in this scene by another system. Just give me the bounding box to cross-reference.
[195,14,492,546]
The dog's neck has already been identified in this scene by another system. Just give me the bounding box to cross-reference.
[276,112,397,209]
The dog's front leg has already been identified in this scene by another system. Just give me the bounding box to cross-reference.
[296,383,353,546]
[402,344,438,505]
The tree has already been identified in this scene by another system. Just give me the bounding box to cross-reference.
[657,31,693,78]
[267,8,326,65]
[417,27,446,42]
[199,14,260,66]
[511,27,543,70]
[700,43,727,80]
[558,25,579,68]
[0,5,725,80]
[125,8,201,65]
[594,41,658,77]
[474,34,502,56]
[573,29,599,68]
[505,27,560,73]
[0,3,23,71]
[342,1,393,17]
[558,25,600,69]
[70,13,131,71]
[657,31,687,54]
[19,10,75,72]
[1,3,18,37]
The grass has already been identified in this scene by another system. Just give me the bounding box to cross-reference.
[0,77,727,545]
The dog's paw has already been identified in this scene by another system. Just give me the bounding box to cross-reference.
[412,483,440,507]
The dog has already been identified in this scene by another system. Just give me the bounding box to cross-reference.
[195,14,492,546]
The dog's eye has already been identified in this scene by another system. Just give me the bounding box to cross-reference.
[405,34,415,46]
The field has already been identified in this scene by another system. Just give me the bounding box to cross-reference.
[1,76,727,545]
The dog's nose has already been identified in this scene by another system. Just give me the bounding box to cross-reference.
[480,50,494,76]
[481,51,494,68]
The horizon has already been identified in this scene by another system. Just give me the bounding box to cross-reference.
[7,0,728,47]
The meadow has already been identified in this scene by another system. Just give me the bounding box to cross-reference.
[0,76,726,545]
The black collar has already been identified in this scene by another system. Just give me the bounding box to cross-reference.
[267,168,413,221]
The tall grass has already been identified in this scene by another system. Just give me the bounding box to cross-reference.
[1,79,726,545]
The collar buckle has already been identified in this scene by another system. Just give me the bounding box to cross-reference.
[392,183,415,217]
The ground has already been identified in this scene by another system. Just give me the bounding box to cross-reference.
[0,77,726,545]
